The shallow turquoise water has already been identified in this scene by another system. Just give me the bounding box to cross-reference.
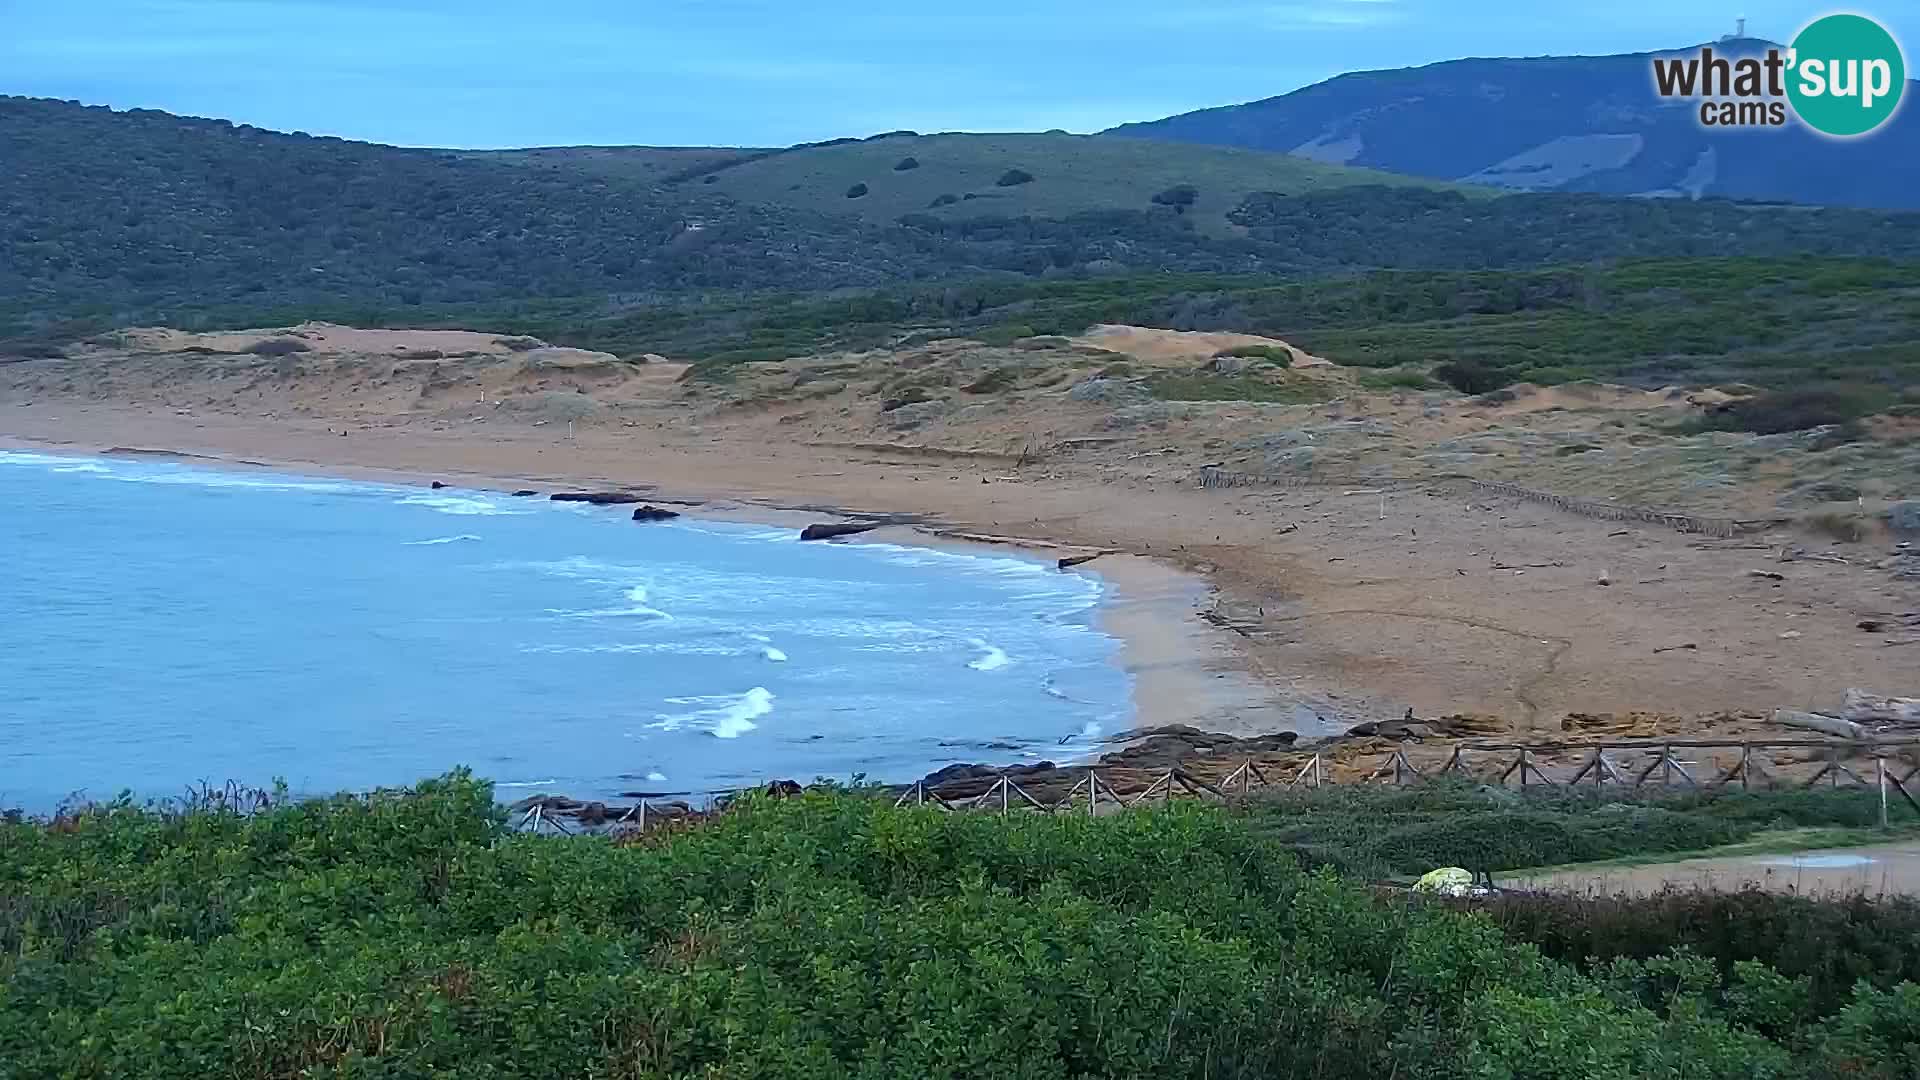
[0,450,1129,811]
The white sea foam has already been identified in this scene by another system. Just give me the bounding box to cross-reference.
[0,451,82,468]
[548,584,672,621]
[747,633,788,662]
[967,639,1010,671]
[126,470,356,493]
[398,493,523,516]
[404,534,482,546]
[646,771,668,782]
[649,687,773,739]
[494,779,560,789]
[520,641,740,656]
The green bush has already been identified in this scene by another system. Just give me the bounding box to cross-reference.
[962,366,1019,394]
[1145,372,1334,404]
[245,337,311,356]
[1214,343,1295,363]
[1151,184,1198,208]
[845,182,869,199]
[1434,358,1510,395]
[1687,386,1891,434]
[995,168,1035,187]
[1359,368,1439,391]
[973,322,1037,346]
[8,776,1920,1075]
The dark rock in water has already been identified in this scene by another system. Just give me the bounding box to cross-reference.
[578,801,608,825]
[551,492,644,505]
[799,521,880,542]
[1058,553,1103,570]
[430,481,448,489]
[632,505,681,522]
[510,489,539,497]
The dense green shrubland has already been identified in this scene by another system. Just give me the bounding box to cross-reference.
[33,256,1900,412]
[5,773,1920,1077]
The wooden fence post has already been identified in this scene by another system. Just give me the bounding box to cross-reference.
[1663,743,1674,788]
[1089,768,1098,817]
[1741,743,1751,792]
[1880,757,1890,830]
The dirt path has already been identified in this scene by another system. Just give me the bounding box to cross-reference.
[1508,840,1920,897]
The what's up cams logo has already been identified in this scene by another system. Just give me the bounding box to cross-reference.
[1652,13,1906,136]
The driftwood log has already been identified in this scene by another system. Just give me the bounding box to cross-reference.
[1772,709,1865,740]
[1843,690,1920,725]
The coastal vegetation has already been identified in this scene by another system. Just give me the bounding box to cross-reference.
[7,772,1920,1076]
[15,255,1916,420]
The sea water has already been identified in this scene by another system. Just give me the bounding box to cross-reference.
[0,450,1129,811]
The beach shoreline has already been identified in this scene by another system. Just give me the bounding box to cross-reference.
[0,426,1308,749]
[5,374,1911,738]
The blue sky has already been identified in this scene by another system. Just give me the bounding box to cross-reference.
[2,0,1910,147]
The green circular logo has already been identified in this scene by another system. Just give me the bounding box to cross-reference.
[1788,13,1906,137]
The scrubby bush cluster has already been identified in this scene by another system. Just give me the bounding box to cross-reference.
[6,773,1920,1077]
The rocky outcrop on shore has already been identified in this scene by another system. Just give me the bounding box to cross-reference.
[550,492,644,505]
[799,522,880,541]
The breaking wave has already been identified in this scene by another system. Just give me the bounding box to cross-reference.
[649,687,774,739]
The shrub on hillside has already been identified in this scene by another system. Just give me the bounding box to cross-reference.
[928,193,960,208]
[844,182,869,199]
[1151,184,1198,209]
[1691,387,1888,434]
[962,367,1019,394]
[893,156,920,171]
[0,339,66,360]
[1434,358,1509,395]
[1215,343,1295,364]
[973,323,1037,346]
[995,168,1035,187]
[245,337,311,356]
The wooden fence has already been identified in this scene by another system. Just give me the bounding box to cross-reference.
[511,737,1920,835]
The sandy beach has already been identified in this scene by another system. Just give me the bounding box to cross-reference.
[3,325,1914,744]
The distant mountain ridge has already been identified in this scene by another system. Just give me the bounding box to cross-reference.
[1104,39,1920,210]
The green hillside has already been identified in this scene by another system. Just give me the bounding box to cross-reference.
[7,95,1920,354]
[459,144,757,183]
[683,131,1446,232]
